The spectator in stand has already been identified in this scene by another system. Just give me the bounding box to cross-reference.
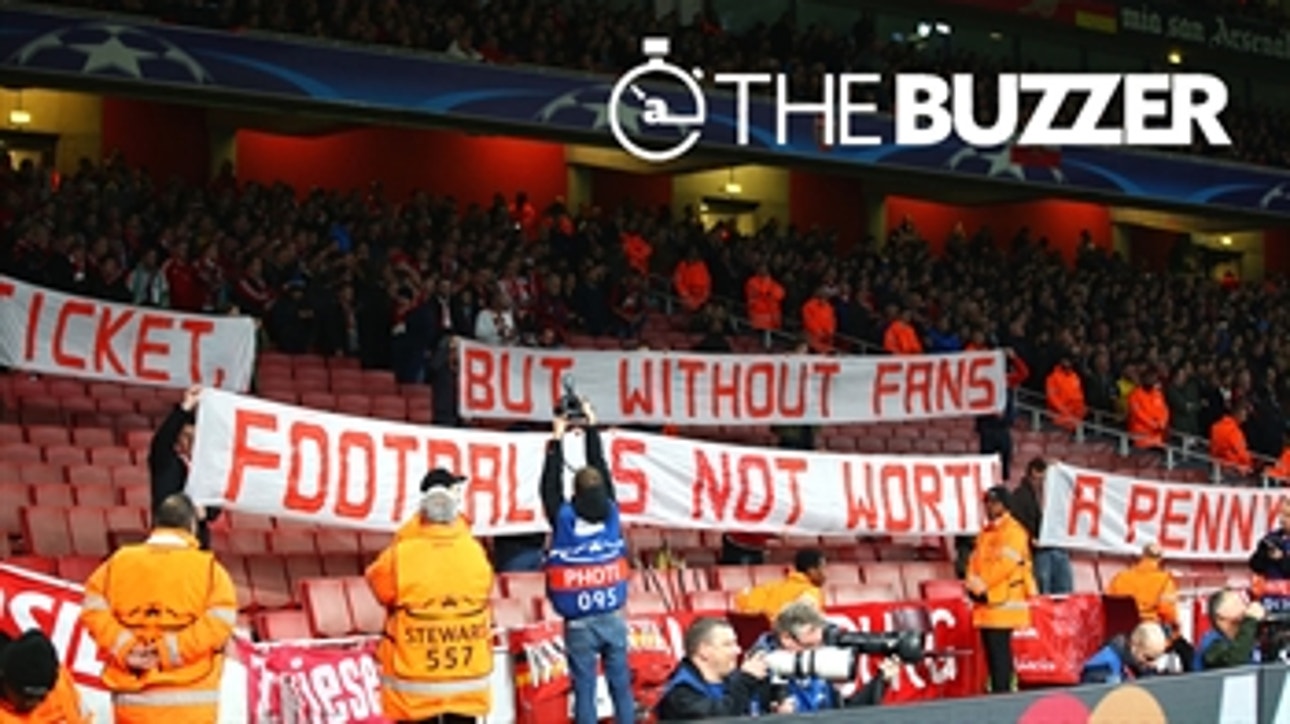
[1210,403,1254,475]
[428,336,462,428]
[801,287,835,353]
[1006,459,1071,595]
[1195,590,1265,671]
[1250,499,1290,580]
[475,289,518,346]
[0,630,89,722]
[368,468,495,723]
[149,385,221,550]
[977,348,1029,482]
[967,485,1035,694]
[128,247,169,308]
[80,493,238,724]
[1165,364,1202,439]
[674,247,712,312]
[882,305,923,355]
[1268,435,1290,484]
[1126,368,1170,450]
[925,315,963,353]
[1045,351,1087,433]
[655,617,771,721]
[720,533,775,566]
[744,262,785,338]
[1106,543,1193,671]
[1082,350,1119,417]
[732,549,827,621]
[269,279,317,354]
[611,272,648,341]
[1080,622,1169,685]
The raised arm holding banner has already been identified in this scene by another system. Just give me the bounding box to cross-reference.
[456,339,1007,425]
[0,274,256,390]
[188,390,997,537]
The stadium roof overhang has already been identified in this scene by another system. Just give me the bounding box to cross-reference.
[2,65,1285,233]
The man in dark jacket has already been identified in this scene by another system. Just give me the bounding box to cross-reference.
[148,385,221,549]
[1080,623,1168,685]
[1249,499,1290,580]
[1008,458,1071,594]
[656,617,771,721]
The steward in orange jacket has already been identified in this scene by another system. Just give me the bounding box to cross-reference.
[744,265,785,331]
[0,630,91,723]
[967,486,1035,694]
[732,549,827,621]
[1210,406,1253,474]
[801,288,836,353]
[1126,370,1170,449]
[367,468,495,722]
[80,494,237,724]
[621,232,653,276]
[882,308,923,355]
[673,250,712,311]
[1106,544,1179,628]
[1045,355,1087,432]
[1267,440,1290,483]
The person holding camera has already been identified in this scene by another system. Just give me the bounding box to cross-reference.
[655,617,773,721]
[747,602,899,713]
[540,396,634,724]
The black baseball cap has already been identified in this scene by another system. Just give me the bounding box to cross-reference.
[983,485,1011,506]
[420,468,466,493]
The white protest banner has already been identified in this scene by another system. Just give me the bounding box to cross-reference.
[189,389,997,536]
[0,274,256,390]
[456,339,1006,425]
[1039,463,1289,560]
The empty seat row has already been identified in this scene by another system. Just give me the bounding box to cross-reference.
[0,461,150,487]
[0,444,142,467]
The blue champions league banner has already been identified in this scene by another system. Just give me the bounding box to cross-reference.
[3,5,1290,217]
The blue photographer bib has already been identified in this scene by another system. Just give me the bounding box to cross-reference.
[545,503,628,619]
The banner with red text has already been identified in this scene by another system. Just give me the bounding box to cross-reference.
[457,339,1007,425]
[189,390,997,536]
[1039,463,1289,560]
[240,637,384,723]
[0,274,256,390]
[510,599,985,724]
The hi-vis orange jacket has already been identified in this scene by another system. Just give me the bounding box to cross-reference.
[1045,367,1087,431]
[1210,415,1253,473]
[744,274,785,331]
[1105,560,1179,627]
[1126,385,1170,449]
[366,516,495,721]
[80,529,237,724]
[801,298,836,352]
[732,571,824,621]
[0,667,92,723]
[968,512,1035,630]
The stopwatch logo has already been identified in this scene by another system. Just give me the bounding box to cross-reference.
[608,37,707,163]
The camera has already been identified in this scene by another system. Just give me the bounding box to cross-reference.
[554,374,588,423]
[763,629,926,683]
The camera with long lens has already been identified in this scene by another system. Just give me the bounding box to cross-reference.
[554,374,589,424]
[764,629,926,683]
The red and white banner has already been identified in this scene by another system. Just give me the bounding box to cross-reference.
[1039,463,1290,560]
[189,389,998,536]
[241,637,384,723]
[457,339,1007,425]
[0,274,256,390]
[1011,594,1105,686]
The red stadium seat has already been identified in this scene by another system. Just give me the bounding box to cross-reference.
[222,556,254,610]
[359,532,392,556]
[4,555,57,576]
[712,567,754,592]
[748,564,787,586]
[211,530,269,557]
[44,445,87,467]
[315,530,362,556]
[826,583,901,606]
[862,564,908,598]
[109,466,149,489]
[1072,558,1101,593]
[257,610,313,642]
[88,382,123,399]
[0,483,32,535]
[301,578,354,638]
[822,563,862,586]
[491,598,536,630]
[921,579,966,600]
[1,444,43,464]
[33,486,75,507]
[686,591,732,612]
[321,555,363,579]
[27,425,70,446]
[57,556,103,583]
[105,507,148,535]
[119,484,151,508]
[73,484,117,507]
[89,447,134,467]
[21,508,73,557]
[123,429,153,453]
[72,428,116,447]
[19,463,65,485]
[344,577,386,635]
[0,424,23,444]
[284,557,325,605]
[66,508,111,557]
[271,531,318,556]
[67,464,112,487]
[246,557,292,610]
[627,592,670,616]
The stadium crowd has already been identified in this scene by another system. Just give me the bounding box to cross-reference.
[2,152,1288,474]
[35,0,1290,170]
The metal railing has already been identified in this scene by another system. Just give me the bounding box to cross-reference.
[643,274,1279,488]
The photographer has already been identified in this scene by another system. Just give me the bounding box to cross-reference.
[748,602,899,713]
[656,618,772,721]
[540,395,634,724]
[1250,499,1290,580]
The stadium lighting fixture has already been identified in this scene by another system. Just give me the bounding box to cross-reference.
[1220,235,1233,246]
[916,22,931,38]
[989,31,1003,41]
[935,22,952,35]
[1167,50,1183,65]
[723,168,742,195]
[8,109,31,125]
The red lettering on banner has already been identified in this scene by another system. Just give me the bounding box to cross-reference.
[134,313,173,382]
[620,358,658,416]
[779,363,807,417]
[677,358,704,419]
[336,431,376,519]
[813,362,839,418]
[461,442,532,526]
[180,318,216,385]
[942,464,974,531]
[540,355,574,410]
[734,456,774,523]
[461,346,494,411]
[426,439,463,474]
[1068,474,1103,538]
[711,361,739,418]
[746,362,775,418]
[506,449,536,525]
[780,458,805,526]
[1228,495,1256,553]
[1124,484,1158,545]
[913,464,946,532]
[94,307,132,376]
[226,410,281,501]
[1158,488,1190,550]
[610,437,649,516]
[24,291,43,361]
[1195,492,1225,553]
[0,577,106,683]
[383,434,419,523]
[0,280,13,299]
[872,357,1001,417]
[692,451,734,522]
[286,423,330,513]
[500,353,534,415]
[690,450,786,524]
[52,300,94,370]
[881,465,914,533]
